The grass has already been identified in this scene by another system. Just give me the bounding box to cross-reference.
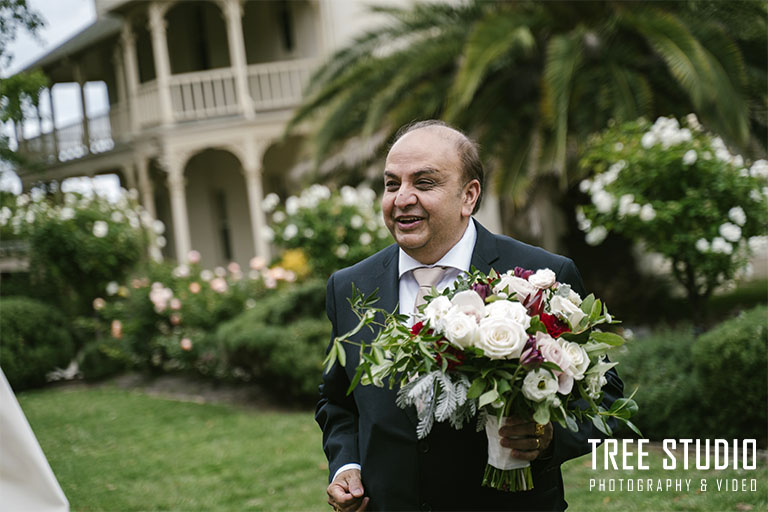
[18,386,768,511]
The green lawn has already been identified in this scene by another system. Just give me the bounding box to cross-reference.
[18,386,767,511]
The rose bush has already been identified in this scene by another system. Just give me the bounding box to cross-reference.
[90,252,297,376]
[264,184,391,277]
[577,115,768,321]
[0,188,161,322]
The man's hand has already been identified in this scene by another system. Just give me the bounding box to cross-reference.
[327,468,369,512]
[498,417,554,461]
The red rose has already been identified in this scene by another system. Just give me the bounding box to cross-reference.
[411,321,424,335]
[541,312,571,338]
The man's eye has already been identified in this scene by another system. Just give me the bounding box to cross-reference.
[416,181,434,189]
[385,181,399,189]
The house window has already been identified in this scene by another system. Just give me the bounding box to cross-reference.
[278,0,295,52]
[214,189,233,262]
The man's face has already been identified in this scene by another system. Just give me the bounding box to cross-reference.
[382,127,480,265]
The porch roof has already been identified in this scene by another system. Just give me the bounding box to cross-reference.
[17,15,122,75]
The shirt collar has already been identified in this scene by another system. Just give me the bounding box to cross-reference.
[398,219,477,278]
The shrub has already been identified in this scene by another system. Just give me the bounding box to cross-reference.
[613,326,704,441]
[215,279,330,401]
[0,297,75,390]
[79,338,132,381]
[0,189,161,321]
[693,305,767,444]
[577,115,768,322]
[617,305,768,444]
[265,185,392,278]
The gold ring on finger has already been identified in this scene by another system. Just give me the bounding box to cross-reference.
[535,423,545,437]
[535,437,541,449]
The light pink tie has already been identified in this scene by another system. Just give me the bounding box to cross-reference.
[412,266,447,314]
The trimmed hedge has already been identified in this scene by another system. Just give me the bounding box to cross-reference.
[215,279,329,401]
[0,297,76,390]
[617,305,768,444]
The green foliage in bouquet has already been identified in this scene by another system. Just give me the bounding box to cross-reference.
[577,115,768,321]
[0,296,75,390]
[265,185,391,277]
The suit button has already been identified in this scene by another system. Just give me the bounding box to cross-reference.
[418,440,429,453]
[420,503,431,512]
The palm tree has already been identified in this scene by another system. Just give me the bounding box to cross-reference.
[288,0,766,245]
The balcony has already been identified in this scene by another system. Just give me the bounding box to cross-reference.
[17,58,317,165]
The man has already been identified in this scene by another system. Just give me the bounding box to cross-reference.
[317,121,623,511]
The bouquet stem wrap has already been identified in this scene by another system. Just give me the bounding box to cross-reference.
[483,415,534,492]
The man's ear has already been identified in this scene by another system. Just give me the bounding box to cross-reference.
[461,179,481,217]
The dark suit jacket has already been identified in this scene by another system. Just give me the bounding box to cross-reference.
[316,220,624,511]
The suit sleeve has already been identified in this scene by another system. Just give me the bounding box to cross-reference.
[314,273,360,482]
[547,258,625,465]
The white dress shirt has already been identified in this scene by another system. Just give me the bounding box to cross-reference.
[333,219,477,481]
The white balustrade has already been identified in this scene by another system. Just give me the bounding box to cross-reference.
[247,58,316,110]
[169,67,241,121]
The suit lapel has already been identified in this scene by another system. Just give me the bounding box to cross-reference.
[470,219,500,274]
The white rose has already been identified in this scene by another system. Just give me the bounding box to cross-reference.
[560,340,589,380]
[641,132,656,149]
[585,226,608,246]
[60,207,75,221]
[494,273,534,300]
[549,295,587,328]
[283,224,298,240]
[592,190,615,214]
[639,204,656,222]
[475,316,528,359]
[450,290,486,322]
[528,268,556,289]
[728,206,746,226]
[422,295,452,331]
[711,237,733,255]
[93,220,108,238]
[718,222,741,243]
[442,311,478,349]
[695,238,710,253]
[750,159,768,179]
[682,149,697,165]
[567,288,583,307]
[537,333,573,375]
[522,369,559,402]
[484,300,531,330]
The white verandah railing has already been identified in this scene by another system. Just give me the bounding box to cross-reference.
[17,58,318,163]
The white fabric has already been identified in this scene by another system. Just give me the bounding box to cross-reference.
[484,415,531,471]
[398,219,477,325]
[0,368,69,512]
[332,463,362,483]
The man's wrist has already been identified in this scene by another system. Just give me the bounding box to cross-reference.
[333,463,361,482]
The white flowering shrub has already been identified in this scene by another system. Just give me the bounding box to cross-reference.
[577,115,768,317]
[264,184,392,277]
[0,188,161,319]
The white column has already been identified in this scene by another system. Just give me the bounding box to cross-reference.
[121,24,141,133]
[220,0,253,119]
[121,163,137,192]
[242,141,269,260]
[46,87,59,160]
[112,46,128,141]
[73,64,90,153]
[135,155,156,219]
[148,2,174,126]
[164,154,192,262]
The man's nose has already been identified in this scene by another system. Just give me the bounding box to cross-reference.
[394,186,417,208]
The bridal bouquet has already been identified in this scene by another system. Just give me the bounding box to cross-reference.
[324,267,638,492]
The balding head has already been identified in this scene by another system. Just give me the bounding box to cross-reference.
[390,120,484,214]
